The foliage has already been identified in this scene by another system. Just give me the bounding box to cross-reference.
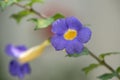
[29,18,54,30]
[0,0,43,9]
[0,0,19,9]
[11,10,33,23]
[27,0,43,6]
[29,13,65,30]
[82,63,101,74]
[99,52,120,60]
[116,67,120,74]
[52,13,65,20]
[98,73,116,80]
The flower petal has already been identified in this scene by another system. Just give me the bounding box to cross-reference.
[16,46,27,52]
[9,60,19,76]
[9,60,30,79]
[78,27,92,43]
[51,35,66,51]
[65,39,84,54]
[66,16,83,31]
[9,60,24,79]
[17,69,24,79]
[21,63,31,74]
[52,18,68,35]
[5,44,27,58]
[5,44,14,57]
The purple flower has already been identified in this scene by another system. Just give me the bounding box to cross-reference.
[5,44,31,79]
[9,60,31,79]
[51,17,92,54]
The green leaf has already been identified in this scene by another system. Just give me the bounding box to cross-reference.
[11,10,32,23]
[28,13,65,30]
[82,63,100,74]
[29,18,54,30]
[66,47,89,57]
[98,73,115,80]
[52,13,65,20]
[99,52,120,60]
[27,0,43,6]
[0,0,18,9]
[116,67,120,73]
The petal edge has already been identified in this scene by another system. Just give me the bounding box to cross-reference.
[78,27,92,43]
[51,35,66,51]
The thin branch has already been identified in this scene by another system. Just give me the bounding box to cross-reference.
[14,3,46,19]
[87,48,120,80]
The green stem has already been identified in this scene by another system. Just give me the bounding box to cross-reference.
[87,48,120,80]
[14,2,46,19]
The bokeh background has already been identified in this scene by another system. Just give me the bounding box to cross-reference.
[0,0,120,80]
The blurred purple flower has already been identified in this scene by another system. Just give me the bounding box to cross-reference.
[9,60,31,79]
[5,44,31,79]
[51,16,92,54]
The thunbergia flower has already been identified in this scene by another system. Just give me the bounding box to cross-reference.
[51,16,92,54]
[6,40,50,63]
[5,44,31,79]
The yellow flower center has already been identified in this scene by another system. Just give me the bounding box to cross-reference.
[64,29,77,40]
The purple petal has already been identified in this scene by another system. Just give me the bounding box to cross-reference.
[52,18,68,35]
[66,16,83,31]
[17,69,24,79]
[5,44,14,57]
[5,44,27,58]
[21,63,31,74]
[9,60,31,79]
[16,46,27,52]
[9,60,24,79]
[65,39,84,54]
[9,60,19,76]
[78,27,92,43]
[51,35,66,51]
[17,63,31,79]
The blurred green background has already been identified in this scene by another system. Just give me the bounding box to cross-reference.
[0,0,120,80]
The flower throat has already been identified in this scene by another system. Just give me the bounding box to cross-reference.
[64,29,77,40]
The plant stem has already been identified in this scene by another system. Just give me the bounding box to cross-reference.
[14,3,46,19]
[87,48,120,80]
